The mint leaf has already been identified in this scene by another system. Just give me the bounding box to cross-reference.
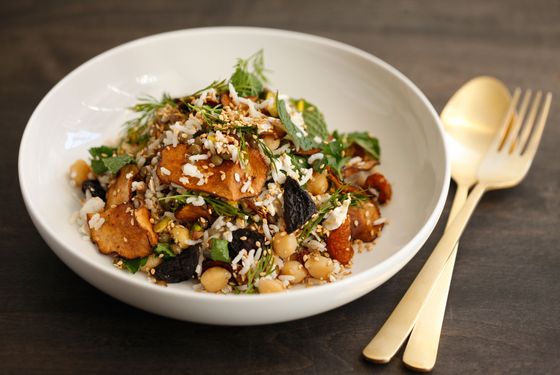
[295,99,329,141]
[154,243,175,260]
[278,98,330,151]
[347,132,380,160]
[91,159,108,174]
[122,257,148,274]
[277,99,315,150]
[102,155,134,174]
[210,238,230,262]
[89,146,116,158]
[317,131,350,179]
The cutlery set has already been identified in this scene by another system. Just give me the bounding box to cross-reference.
[363,78,552,371]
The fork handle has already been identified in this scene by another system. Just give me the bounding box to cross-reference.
[362,183,487,363]
[402,183,469,371]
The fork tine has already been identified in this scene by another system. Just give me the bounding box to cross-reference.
[516,91,543,152]
[523,92,552,159]
[504,90,532,153]
[493,88,521,151]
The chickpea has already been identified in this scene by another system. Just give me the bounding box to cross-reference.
[262,135,280,151]
[304,253,334,280]
[69,159,91,187]
[272,231,298,260]
[171,225,190,249]
[306,172,329,196]
[200,267,231,293]
[258,279,285,294]
[280,260,308,284]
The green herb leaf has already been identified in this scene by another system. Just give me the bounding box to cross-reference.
[295,99,329,141]
[210,239,230,262]
[287,153,310,175]
[229,50,267,97]
[88,146,134,175]
[317,131,350,179]
[89,146,116,158]
[191,79,229,97]
[277,98,315,151]
[122,257,148,274]
[91,159,108,174]
[124,93,176,144]
[187,103,223,125]
[240,248,276,294]
[347,131,380,160]
[102,155,135,174]
[159,193,249,218]
[277,97,329,151]
[297,189,370,243]
[153,243,175,260]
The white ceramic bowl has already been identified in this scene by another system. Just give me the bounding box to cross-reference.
[19,27,449,325]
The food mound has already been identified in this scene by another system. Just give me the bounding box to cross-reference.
[69,50,392,294]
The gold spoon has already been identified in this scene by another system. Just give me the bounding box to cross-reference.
[363,76,511,368]
[402,76,511,371]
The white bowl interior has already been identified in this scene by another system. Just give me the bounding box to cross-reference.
[19,28,448,325]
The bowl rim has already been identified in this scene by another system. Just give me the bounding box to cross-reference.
[18,26,449,302]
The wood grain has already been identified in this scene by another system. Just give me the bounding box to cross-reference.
[1,1,559,374]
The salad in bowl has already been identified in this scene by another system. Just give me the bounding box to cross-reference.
[69,50,392,294]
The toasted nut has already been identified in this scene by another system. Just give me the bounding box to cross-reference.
[220,93,232,107]
[326,217,354,265]
[348,202,382,242]
[258,279,285,293]
[365,173,392,204]
[200,267,231,293]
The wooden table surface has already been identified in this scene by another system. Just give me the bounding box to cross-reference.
[2,1,559,374]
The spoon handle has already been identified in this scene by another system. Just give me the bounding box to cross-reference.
[362,183,487,363]
[402,183,469,371]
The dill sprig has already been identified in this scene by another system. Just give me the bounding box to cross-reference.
[256,138,278,172]
[126,93,176,129]
[240,248,276,294]
[229,49,269,97]
[159,192,249,218]
[124,93,176,144]
[287,153,309,175]
[297,189,361,242]
[191,79,229,97]
[186,103,223,125]
[298,190,342,242]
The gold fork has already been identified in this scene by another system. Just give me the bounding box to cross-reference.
[362,88,552,366]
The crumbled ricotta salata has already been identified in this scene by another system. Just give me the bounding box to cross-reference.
[323,198,351,230]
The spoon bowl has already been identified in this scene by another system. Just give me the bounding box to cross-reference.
[441,76,511,186]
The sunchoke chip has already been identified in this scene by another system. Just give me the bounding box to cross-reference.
[88,204,157,259]
[156,144,268,201]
